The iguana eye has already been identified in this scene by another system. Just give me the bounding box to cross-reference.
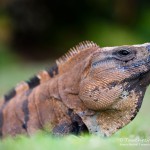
[117,49,130,56]
[113,48,135,61]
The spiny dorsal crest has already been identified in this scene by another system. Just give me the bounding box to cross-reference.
[56,41,99,65]
[2,41,98,102]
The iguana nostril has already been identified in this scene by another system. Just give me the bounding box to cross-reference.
[147,56,150,62]
[146,45,150,52]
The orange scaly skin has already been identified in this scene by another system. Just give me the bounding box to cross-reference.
[0,41,150,138]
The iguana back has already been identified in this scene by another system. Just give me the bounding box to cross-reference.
[1,41,150,138]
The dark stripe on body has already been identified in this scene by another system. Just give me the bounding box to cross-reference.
[0,109,4,137]
[0,89,17,136]
[47,63,58,77]
[3,63,58,102]
[0,117,3,137]
[22,99,29,130]
[0,103,7,137]
[3,75,40,102]
[4,89,16,102]
[26,76,40,89]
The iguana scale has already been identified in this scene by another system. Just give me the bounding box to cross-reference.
[0,41,150,138]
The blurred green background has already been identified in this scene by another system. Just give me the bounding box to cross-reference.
[1,0,150,61]
[1,0,150,98]
[1,0,150,149]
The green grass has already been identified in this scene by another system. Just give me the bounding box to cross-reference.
[0,130,150,150]
[1,54,150,150]
[0,134,135,150]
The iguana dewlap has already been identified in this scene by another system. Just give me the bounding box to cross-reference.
[0,41,150,138]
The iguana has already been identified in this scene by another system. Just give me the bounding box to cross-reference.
[0,41,150,138]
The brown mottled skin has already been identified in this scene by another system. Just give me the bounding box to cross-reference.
[0,41,150,138]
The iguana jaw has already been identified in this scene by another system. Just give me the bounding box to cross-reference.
[80,87,146,137]
[80,71,150,137]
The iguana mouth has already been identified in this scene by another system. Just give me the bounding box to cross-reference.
[118,56,150,83]
[120,55,150,70]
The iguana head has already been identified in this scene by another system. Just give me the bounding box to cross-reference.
[79,43,150,136]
